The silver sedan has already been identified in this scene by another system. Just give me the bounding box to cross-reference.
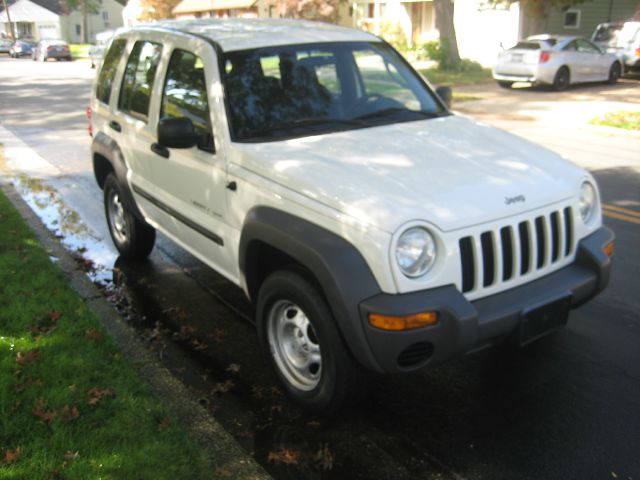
[493,35,622,91]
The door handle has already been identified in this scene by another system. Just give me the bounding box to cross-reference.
[150,143,170,158]
[108,120,121,132]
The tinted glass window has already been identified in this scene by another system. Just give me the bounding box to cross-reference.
[223,42,445,142]
[161,49,214,153]
[511,42,541,50]
[96,39,126,104]
[118,41,162,121]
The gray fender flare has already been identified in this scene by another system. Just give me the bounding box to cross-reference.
[239,206,384,372]
[91,131,144,221]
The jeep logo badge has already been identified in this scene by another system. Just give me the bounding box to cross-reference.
[505,195,526,205]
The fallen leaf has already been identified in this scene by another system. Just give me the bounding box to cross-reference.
[267,448,300,466]
[3,447,21,464]
[209,328,228,343]
[63,451,79,461]
[213,380,235,395]
[15,378,43,392]
[61,405,80,422]
[33,398,57,423]
[313,443,335,471]
[173,325,195,342]
[87,387,115,405]
[30,324,57,335]
[226,363,241,374]
[84,330,103,341]
[47,310,63,322]
[16,350,39,366]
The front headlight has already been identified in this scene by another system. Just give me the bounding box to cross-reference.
[395,227,437,278]
[579,182,597,223]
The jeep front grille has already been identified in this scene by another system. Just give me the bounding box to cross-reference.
[459,207,574,294]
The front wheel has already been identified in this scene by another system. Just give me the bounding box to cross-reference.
[608,62,621,84]
[553,67,570,91]
[497,81,513,89]
[257,270,366,415]
[103,173,155,260]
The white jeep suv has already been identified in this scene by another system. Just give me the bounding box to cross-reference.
[89,19,614,414]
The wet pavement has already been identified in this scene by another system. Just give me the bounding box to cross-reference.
[1,57,640,479]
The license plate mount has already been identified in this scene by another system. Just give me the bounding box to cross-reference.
[519,295,572,346]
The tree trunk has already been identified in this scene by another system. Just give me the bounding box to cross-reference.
[434,0,460,68]
[2,0,16,41]
[82,0,88,43]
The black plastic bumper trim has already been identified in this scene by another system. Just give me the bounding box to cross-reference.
[359,227,614,373]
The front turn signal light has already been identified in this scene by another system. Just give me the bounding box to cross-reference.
[603,241,614,257]
[368,312,438,331]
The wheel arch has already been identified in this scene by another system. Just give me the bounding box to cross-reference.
[240,206,384,372]
[91,131,145,221]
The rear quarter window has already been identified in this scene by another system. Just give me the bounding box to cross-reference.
[118,41,163,122]
[96,39,127,104]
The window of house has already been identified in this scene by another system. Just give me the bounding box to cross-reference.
[563,10,580,29]
[102,11,109,21]
[96,39,127,104]
[161,49,214,153]
[118,41,163,121]
[75,24,81,36]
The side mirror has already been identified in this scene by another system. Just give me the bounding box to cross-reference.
[158,117,198,149]
[435,86,453,109]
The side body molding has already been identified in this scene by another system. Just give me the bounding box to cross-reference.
[91,131,145,221]
[239,207,384,372]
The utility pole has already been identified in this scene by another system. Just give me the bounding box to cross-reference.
[2,0,16,41]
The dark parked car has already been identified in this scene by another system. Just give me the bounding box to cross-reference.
[32,39,72,61]
[10,40,35,58]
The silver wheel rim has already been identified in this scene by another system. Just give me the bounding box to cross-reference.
[107,189,128,245]
[557,70,568,89]
[267,300,322,391]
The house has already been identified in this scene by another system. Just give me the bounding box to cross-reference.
[172,0,260,19]
[0,0,124,43]
[520,0,640,38]
[353,0,520,66]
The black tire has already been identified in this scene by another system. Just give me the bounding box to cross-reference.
[608,62,621,84]
[103,173,155,260]
[256,270,366,415]
[497,81,513,89]
[553,67,570,91]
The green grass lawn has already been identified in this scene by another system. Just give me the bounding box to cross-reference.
[0,185,213,478]
[590,111,640,131]
[419,67,493,86]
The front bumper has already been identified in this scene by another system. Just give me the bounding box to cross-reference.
[359,227,614,373]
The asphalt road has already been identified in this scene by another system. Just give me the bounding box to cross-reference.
[1,56,639,480]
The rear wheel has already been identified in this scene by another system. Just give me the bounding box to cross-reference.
[103,173,155,260]
[257,270,366,415]
[608,62,621,84]
[553,67,570,91]
[497,81,513,89]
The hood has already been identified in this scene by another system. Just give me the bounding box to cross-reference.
[232,115,586,233]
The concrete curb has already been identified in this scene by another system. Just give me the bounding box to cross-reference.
[0,177,271,480]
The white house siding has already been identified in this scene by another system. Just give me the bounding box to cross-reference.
[61,0,124,43]
[455,0,520,67]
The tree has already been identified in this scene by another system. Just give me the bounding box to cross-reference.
[433,0,460,68]
[2,0,16,41]
[138,0,181,22]
[275,0,345,24]
[62,0,100,43]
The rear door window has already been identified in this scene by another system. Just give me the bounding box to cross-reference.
[96,39,127,105]
[118,41,162,121]
[161,49,214,153]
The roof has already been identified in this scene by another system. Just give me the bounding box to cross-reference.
[0,0,62,23]
[136,18,379,52]
[172,0,256,15]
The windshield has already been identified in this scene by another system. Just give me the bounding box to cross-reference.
[222,41,447,142]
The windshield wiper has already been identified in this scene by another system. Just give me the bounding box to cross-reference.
[352,108,444,121]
